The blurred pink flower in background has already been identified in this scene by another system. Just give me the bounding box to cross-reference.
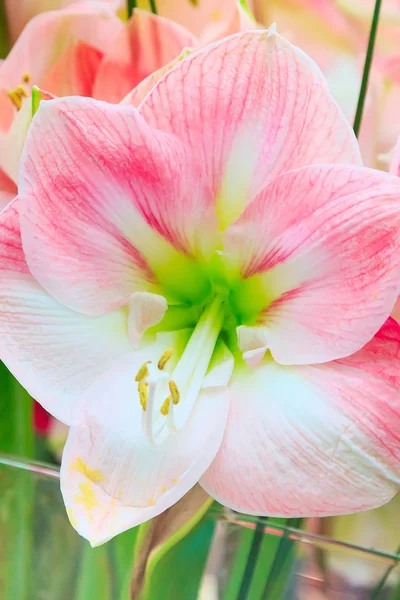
[137,0,255,43]
[2,28,400,544]
[0,1,256,210]
[0,2,196,207]
[4,0,121,42]
[251,0,400,170]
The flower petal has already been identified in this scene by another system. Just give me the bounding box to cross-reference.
[140,29,361,226]
[93,9,196,103]
[225,164,400,365]
[122,47,194,109]
[128,292,168,348]
[390,135,400,176]
[19,97,217,315]
[202,319,400,516]
[137,0,237,42]
[60,351,229,545]
[0,169,16,209]
[0,199,134,425]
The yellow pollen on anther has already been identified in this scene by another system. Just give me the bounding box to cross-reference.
[135,361,150,382]
[158,348,173,370]
[160,396,171,416]
[22,73,31,84]
[16,85,28,98]
[169,380,180,405]
[138,381,149,411]
[7,90,23,110]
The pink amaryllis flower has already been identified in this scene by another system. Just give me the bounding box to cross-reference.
[2,29,400,546]
[0,1,196,208]
[137,0,254,43]
[4,0,121,43]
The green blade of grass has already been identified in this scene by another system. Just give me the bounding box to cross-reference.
[353,0,382,137]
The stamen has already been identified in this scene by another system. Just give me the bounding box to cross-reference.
[16,85,28,98]
[7,84,28,110]
[160,396,171,416]
[158,348,173,370]
[22,73,31,84]
[135,361,151,382]
[169,380,180,405]
[8,90,23,110]
[138,382,149,411]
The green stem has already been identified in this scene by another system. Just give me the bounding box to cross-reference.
[127,0,136,18]
[261,518,302,599]
[370,542,400,600]
[149,0,158,14]
[236,518,266,600]
[353,0,382,137]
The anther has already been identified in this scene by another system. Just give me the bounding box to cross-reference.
[160,396,171,416]
[15,85,28,98]
[22,73,31,84]
[8,90,22,110]
[135,361,151,382]
[169,380,180,405]
[158,348,173,370]
[138,382,149,411]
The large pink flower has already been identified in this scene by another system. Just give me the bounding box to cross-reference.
[0,2,195,207]
[2,30,400,546]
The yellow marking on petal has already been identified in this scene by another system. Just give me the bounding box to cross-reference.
[135,361,151,382]
[138,381,149,411]
[169,380,180,405]
[74,483,98,512]
[70,457,104,483]
[160,396,171,416]
[22,73,31,84]
[161,487,167,492]
[172,478,179,484]
[158,348,173,370]
[148,498,155,506]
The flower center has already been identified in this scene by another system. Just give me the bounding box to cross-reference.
[135,296,224,447]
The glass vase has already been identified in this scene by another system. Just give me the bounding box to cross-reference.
[0,454,399,600]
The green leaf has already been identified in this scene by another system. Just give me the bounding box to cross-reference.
[108,527,140,600]
[133,486,215,600]
[353,0,382,137]
[224,518,301,600]
[75,544,112,600]
[0,362,33,457]
[0,363,34,600]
